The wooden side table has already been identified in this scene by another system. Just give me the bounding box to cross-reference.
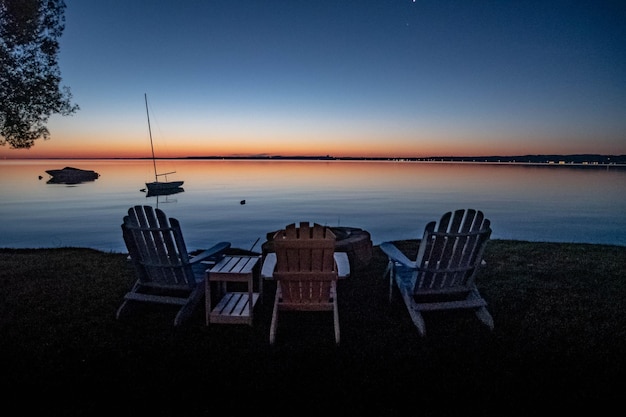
[206,255,261,326]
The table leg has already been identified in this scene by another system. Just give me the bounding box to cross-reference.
[205,274,211,325]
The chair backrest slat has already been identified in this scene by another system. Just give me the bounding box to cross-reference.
[123,205,195,288]
[273,223,337,304]
[414,209,491,294]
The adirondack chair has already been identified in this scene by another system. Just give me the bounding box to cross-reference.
[380,209,494,336]
[117,205,231,326]
[270,222,340,345]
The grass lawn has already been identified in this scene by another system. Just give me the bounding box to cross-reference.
[1,240,625,416]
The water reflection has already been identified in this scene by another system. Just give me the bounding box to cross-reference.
[145,187,185,198]
[1,159,625,252]
[46,177,98,185]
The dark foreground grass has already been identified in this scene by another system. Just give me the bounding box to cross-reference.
[1,240,625,416]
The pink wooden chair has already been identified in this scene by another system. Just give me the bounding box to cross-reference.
[270,222,340,345]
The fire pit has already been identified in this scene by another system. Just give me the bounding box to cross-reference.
[261,226,373,270]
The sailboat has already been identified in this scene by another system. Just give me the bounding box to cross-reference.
[144,93,184,193]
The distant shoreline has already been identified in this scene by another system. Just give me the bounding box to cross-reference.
[5,154,626,167]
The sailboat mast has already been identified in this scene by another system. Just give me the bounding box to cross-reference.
[144,93,158,182]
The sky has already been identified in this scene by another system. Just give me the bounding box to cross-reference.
[3,0,625,159]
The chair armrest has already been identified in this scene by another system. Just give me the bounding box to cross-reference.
[379,242,416,268]
[261,253,277,279]
[261,252,350,279]
[334,252,350,278]
[189,241,231,264]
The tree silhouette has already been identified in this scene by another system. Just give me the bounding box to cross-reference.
[0,0,78,149]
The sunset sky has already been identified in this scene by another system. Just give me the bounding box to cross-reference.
[2,0,625,159]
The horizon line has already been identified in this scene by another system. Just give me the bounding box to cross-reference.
[3,153,626,163]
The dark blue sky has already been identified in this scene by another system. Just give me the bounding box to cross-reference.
[7,0,625,158]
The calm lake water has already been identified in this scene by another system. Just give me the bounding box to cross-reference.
[1,159,625,252]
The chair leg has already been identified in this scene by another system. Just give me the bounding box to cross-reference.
[269,288,280,345]
[475,306,494,330]
[116,299,133,320]
[386,261,394,303]
[470,287,494,330]
[401,290,427,337]
[116,281,140,320]
[333,297,340,345]
[174,286,204,327]
[409,307,427,337]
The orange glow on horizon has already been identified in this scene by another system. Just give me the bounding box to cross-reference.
[1,130,624,159]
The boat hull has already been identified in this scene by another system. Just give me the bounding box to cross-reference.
[146,181,184,192]
[146,186,185,197]
[46,167,100,184]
